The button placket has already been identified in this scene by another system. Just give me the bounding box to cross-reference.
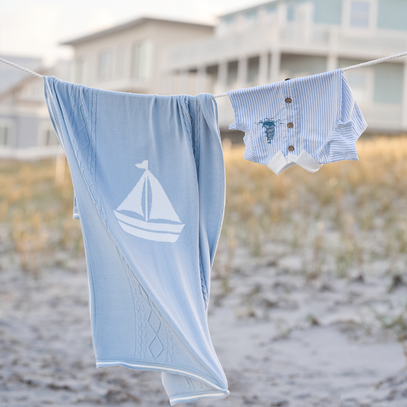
[284,80,295,154]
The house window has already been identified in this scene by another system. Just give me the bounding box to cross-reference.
[344,0,377,29]
[287,6,295,21]
[350,1,370,28]
[0,125,10,147]
[0,120,14,148]
[223,15,235,25]
[38,124,59,147]
[226,61,238,86]
[43,128,59,146]
[344,70,372,104]
[296,3,314,24]
[98,49,112,81]
[247,57,259,84]
[131,40,153,81]
[266,4,278,14]
[245,9,258,20]
[115,45,126,79]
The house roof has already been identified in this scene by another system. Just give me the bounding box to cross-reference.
[60,17,214,46]
[219,0,280,19]
[0,67,49,101]
[0,55,43,95]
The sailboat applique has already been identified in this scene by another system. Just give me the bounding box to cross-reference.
[113,160,185,243]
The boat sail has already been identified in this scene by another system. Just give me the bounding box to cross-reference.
[113,160,185,243]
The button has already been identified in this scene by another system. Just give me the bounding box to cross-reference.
[287,122,294,128]
[288,145,295,152]
[285,97,292,103]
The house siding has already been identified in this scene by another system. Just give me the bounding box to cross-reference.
[339,57,404,105]
[15,116,38,149]
[275,0,343,25]
[373,63,404,104]
[313,0,342,25]
[377,0,407,31]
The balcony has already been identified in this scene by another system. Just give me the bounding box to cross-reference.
[165,23,407,71]
[164,22,407,133]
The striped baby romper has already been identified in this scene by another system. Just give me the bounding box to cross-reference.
[228,69,368,175]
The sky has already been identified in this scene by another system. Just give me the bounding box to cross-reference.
[0,0,265,66]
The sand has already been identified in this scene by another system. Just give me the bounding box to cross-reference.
[1,240,406,407]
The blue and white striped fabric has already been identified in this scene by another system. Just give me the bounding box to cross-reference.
[228,69,368,175]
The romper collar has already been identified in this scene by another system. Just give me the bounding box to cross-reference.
[267,149,323,175]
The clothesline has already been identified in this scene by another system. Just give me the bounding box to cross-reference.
[213,51,407,98]
[1,51,407,98]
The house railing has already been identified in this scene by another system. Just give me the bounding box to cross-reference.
[0,145,64,160]
[165,23,407,71]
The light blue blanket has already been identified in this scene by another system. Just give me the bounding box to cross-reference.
[44,76,229,405]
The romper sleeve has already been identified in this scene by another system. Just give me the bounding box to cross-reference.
[227,89,266,164]
[325,71,368,162]
[228,91,251,134]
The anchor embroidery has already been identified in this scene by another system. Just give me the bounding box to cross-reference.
[257,118,283,143]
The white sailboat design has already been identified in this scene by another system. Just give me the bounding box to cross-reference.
[113,160,185,243]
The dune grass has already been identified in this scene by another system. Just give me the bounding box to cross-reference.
[213,135,407,349]
[1,135,407,280]
[0,158,83,276]
[1,135,407,348]
[221,136,407,271]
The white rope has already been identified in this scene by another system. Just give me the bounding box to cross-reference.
[213,50,407,98]
[0,57,44,78]
[342,50,407,72]
[1,51,407,95]
[213,92,228,99]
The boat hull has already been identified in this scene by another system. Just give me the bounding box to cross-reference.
[113,210,184,243]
